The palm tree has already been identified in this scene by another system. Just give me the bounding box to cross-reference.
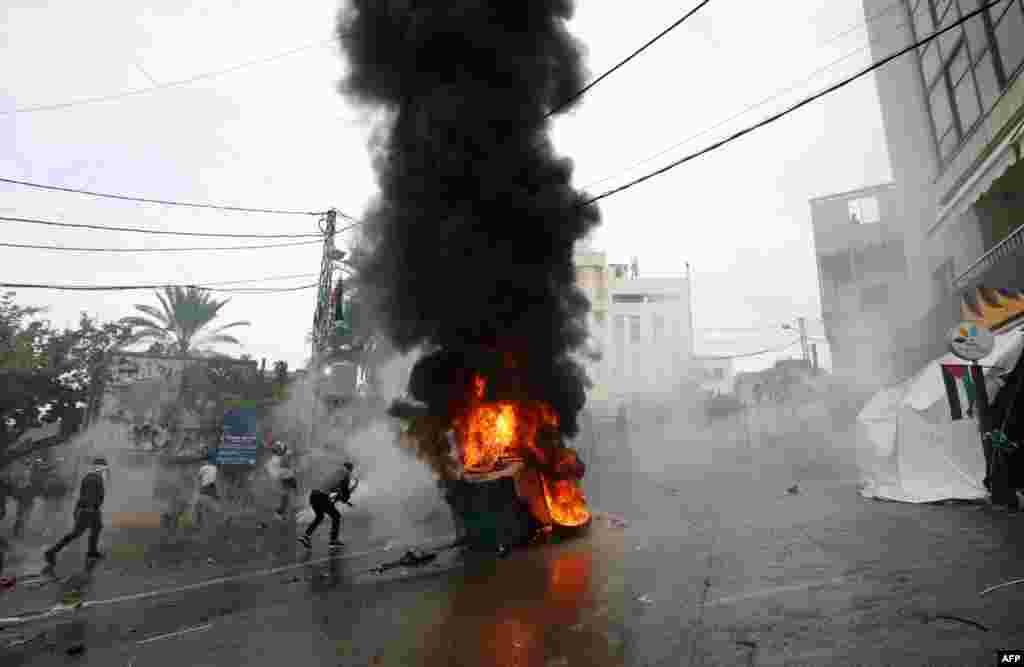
[120,286,251,356]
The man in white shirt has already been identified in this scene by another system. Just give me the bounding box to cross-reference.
[193,455,220,531]
[266,442,297,520]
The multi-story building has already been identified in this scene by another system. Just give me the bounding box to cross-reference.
[861,0,1024,379]
[573,246,694,407]
[691,356,735,396]
[809,182,909,386]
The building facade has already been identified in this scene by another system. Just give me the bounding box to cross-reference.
[573,247,694,406]
[691,356,735,396]
[861,0,1024,379]
[809,182,909,386]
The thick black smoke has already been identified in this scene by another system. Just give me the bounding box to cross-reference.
[337,1,600,437]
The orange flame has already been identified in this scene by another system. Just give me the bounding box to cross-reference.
[541,474,591,527]
[455,373,590,528]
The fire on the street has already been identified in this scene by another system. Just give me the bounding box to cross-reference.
[455,374,591,528]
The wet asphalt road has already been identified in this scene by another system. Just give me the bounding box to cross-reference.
[5,413,1024,665]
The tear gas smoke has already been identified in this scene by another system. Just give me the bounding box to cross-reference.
[336,0,601,440]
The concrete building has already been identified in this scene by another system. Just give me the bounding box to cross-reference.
[809,182,909,386]
[573,246,694,407]
[691,356,735,396]
[861,0,1024,380]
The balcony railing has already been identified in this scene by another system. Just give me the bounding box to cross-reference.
[953,222,1024,290]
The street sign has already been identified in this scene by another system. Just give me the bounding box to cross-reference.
[217,401,260,465]
[948,321,995,361]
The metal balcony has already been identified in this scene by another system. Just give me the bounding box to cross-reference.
[953,223,1024,290]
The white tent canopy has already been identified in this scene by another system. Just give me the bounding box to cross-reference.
[856,324,1024,503]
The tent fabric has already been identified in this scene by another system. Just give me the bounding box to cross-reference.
[857,325,1024,503]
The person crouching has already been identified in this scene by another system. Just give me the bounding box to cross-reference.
[298,462,357,551]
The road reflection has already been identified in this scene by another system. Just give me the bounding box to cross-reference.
[416,521,627,667]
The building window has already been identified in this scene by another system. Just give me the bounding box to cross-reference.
[993,0,1024,79]
[652,314,665,343]
[629,316,643,344]
[848,196,881,224]
[861,284,890,311]
[910,0,1023,165]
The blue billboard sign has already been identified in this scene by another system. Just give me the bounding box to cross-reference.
[217,401,259,465]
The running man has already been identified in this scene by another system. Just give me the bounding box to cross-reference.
[44,457,109,567]
[298,462,358,550]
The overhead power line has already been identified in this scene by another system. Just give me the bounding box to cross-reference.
[546,0,713,118]
[0,214,323,239]
[0,281,317,294]
[583,0,1008,206]
[699,339,802,361]
[0,239,321,253]
[584,7,909,191]
[3,37,335,115]
[0,176,326,217]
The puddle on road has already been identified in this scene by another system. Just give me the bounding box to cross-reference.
[319,518,631,667]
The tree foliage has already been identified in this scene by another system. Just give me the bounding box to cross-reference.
[0,293,133,468]
[120,286,250,356]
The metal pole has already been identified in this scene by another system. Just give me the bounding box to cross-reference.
[308,209,338,460]
[797,317,809,364]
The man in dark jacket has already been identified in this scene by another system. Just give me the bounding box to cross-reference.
[298,462,357,550]
[44,457,108,566]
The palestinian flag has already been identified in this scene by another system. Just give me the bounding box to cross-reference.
[940,363,989,421]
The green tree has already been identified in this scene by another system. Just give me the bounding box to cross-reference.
[120,286,251,356]
[0,296,132,468]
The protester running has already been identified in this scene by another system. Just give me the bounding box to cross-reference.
[44,456,109,567]
[298,462,358,551]
[266,441,298,520]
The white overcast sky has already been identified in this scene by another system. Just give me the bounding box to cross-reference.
[1,0,896,373]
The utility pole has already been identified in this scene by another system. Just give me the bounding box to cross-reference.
[308,209,338,458]
[797,317,809,365]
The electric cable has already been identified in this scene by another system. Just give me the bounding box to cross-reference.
[0,214,324,239]
[3,37,335,115]
[545,0,713,118]
[0,239,321,253]
[699,339,802,360]
[583,0,1008,206]
[0,280,317,293]
[583,11,909,190]
[0,177,327,217]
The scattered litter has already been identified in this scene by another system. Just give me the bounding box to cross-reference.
[787,485,800,495]
[206,558,216,565]
[569,623,584,632]
[372,549,437,575]
[636,594,654,604]
[65,643,85,656]
[606,515,629,529]
[513,640,524,648]
[929,614,989,632]
[980,578,1024,597]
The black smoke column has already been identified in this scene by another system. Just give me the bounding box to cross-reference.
[336,0,600,441]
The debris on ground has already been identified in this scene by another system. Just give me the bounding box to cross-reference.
[636,594,654,604]
[65,643,85,656]
[546,657,569,666]
[787,485,800,495]
[928,614,990,632]
[372,549,438,575]
[604,515,629,530]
